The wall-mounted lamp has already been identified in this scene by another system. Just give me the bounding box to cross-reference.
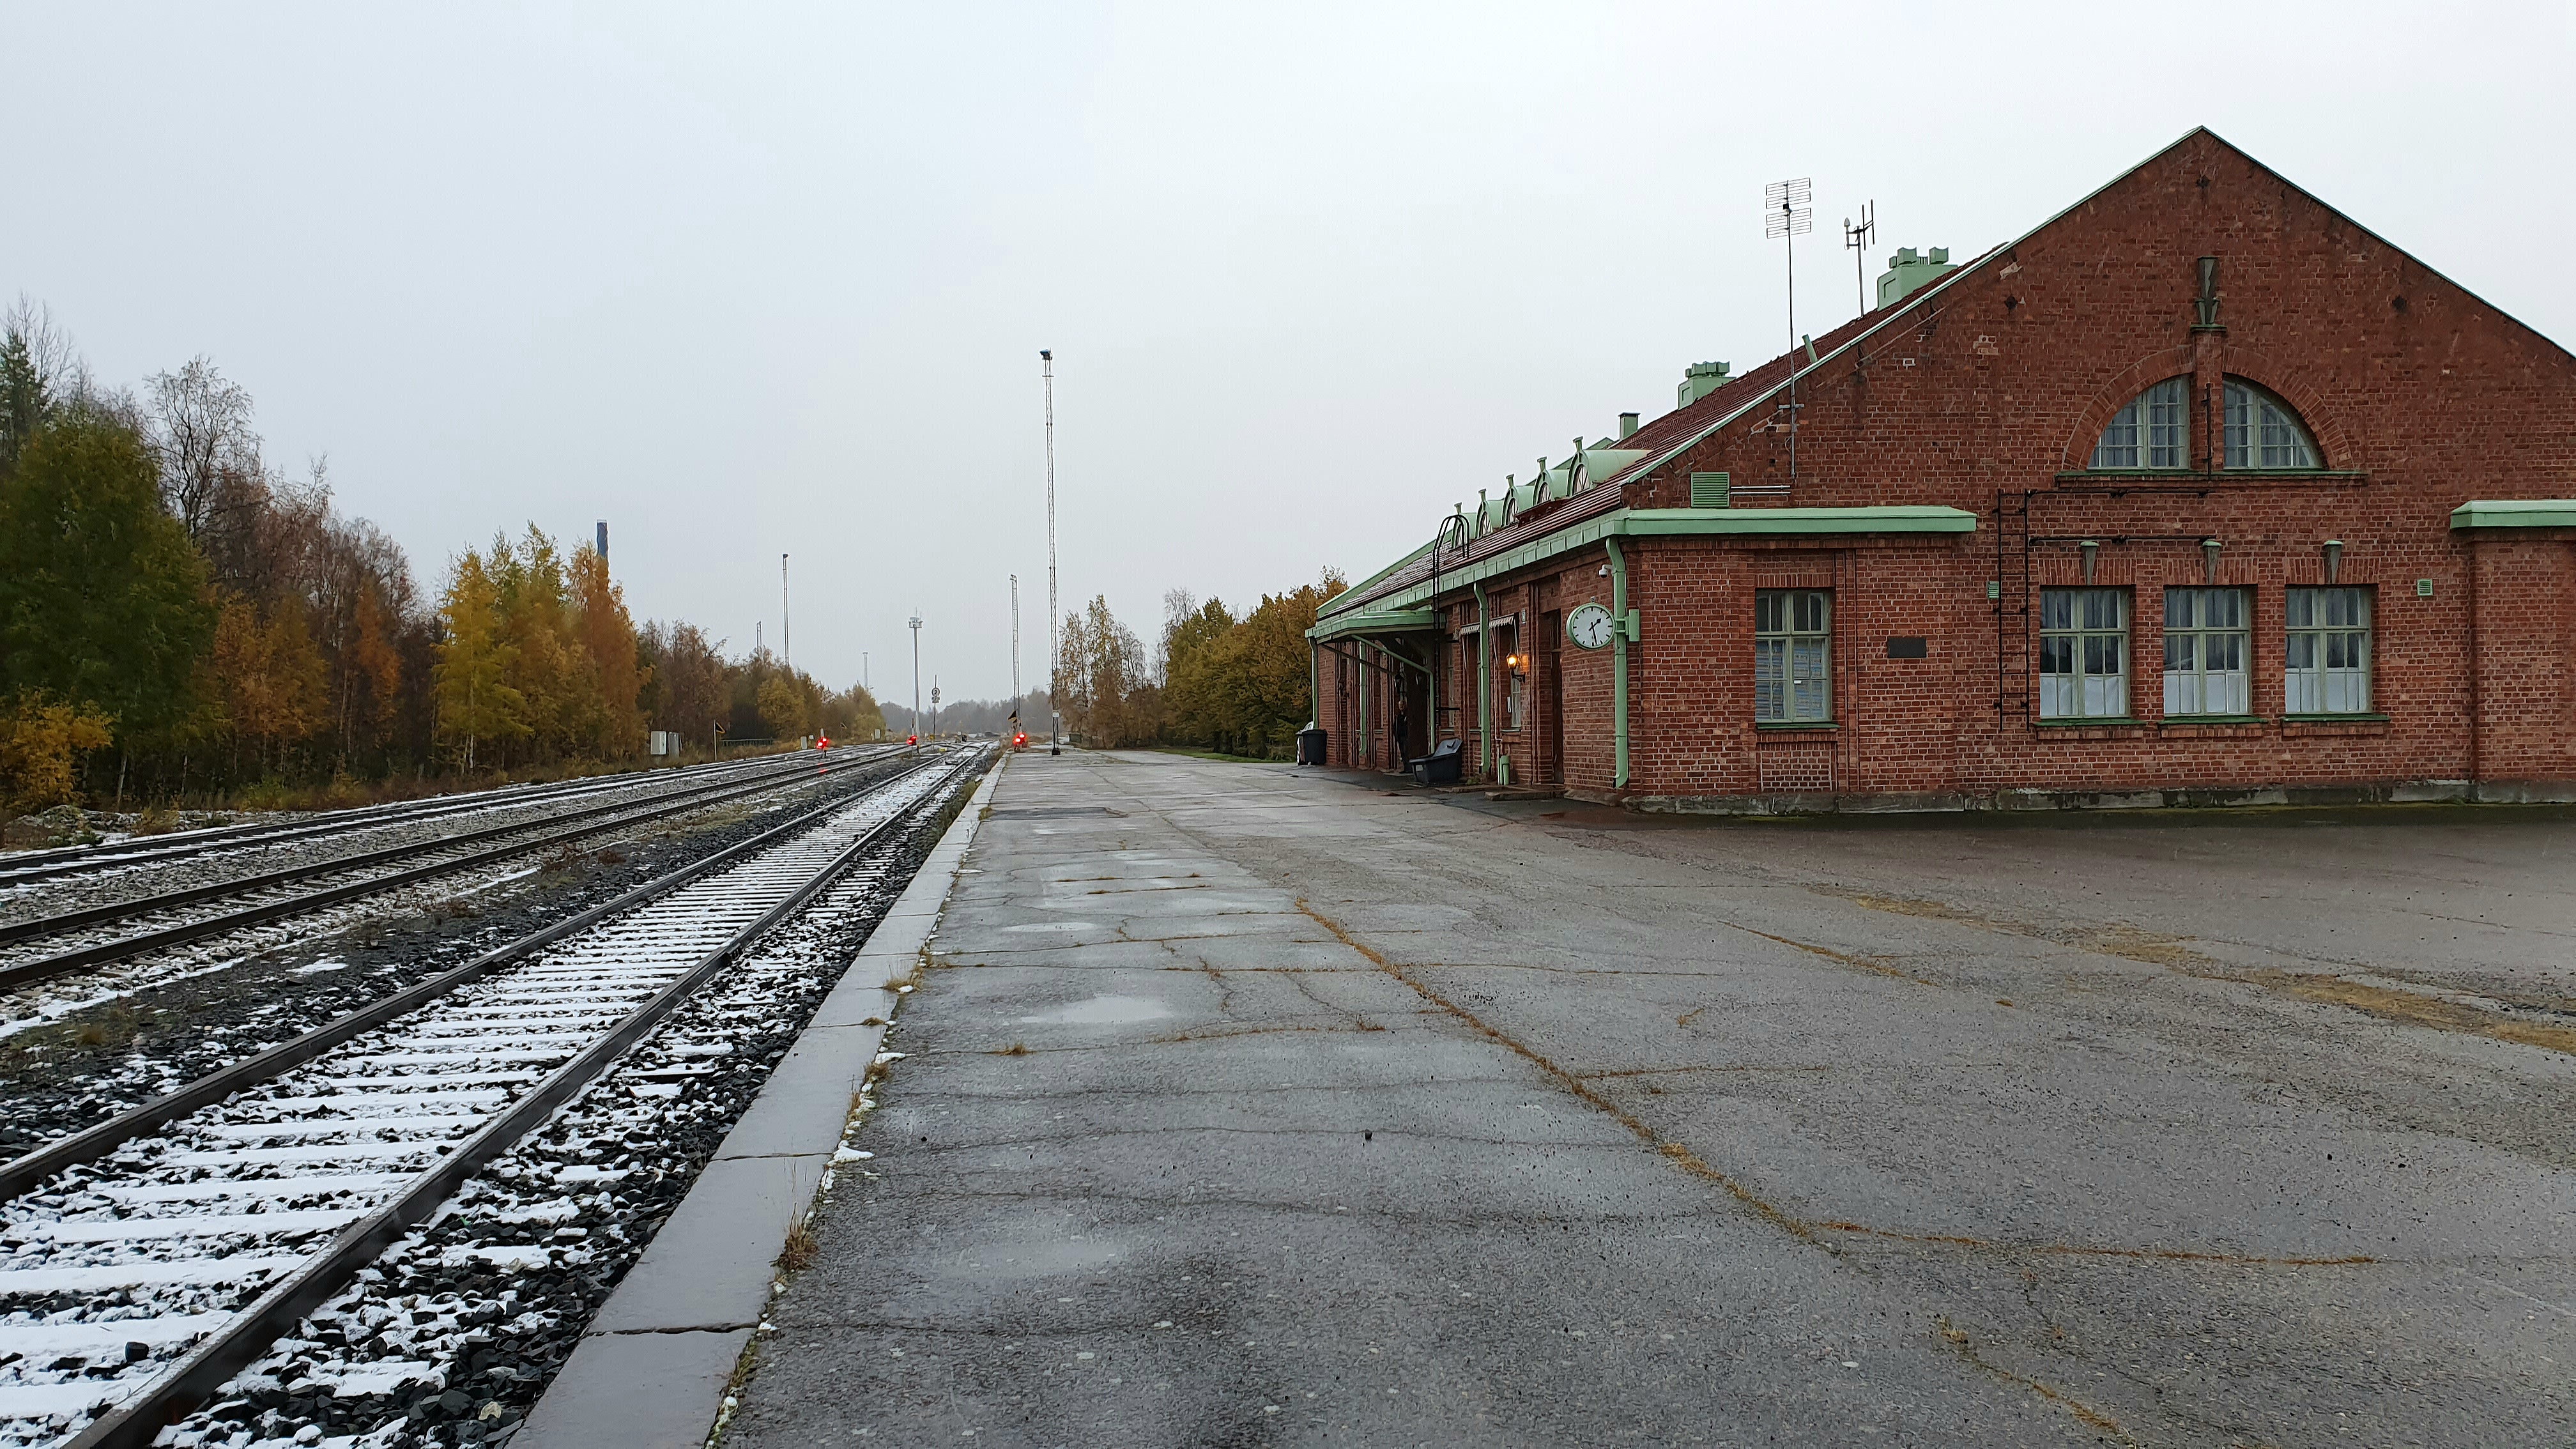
[2079,539,2099,585]
[2322,539,2343,585]
[2202,538,2223,585]
[1504,652,1528,677]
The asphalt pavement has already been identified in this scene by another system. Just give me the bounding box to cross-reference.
[723,751,2576,1448]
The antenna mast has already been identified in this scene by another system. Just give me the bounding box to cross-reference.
[1041,349,1059,755]
[1843,201,1876,315]
[1766,177,1814,485]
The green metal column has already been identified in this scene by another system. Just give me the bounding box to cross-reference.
[1426,630,1438,753]
[1605,537,1632,789]
[1473,581,1491,778]
[1307,642,1318,734]
[1358,641,1369,765]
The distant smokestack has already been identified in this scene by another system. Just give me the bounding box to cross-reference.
[596,519,608,561]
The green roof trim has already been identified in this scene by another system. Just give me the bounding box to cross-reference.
[1618,505,1977,537]
[2449,500,2576,529]
[1308,608,1438,643]
[1315,506,1976,627]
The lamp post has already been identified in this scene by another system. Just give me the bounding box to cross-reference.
[1042,349,1059,755]
[908,613,923,747]
[780,553,790,673]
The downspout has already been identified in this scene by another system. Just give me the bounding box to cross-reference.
[1473,580,1492,778]
[1605,536,1632,789]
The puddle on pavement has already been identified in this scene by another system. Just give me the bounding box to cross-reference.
[1018,994,1176,1025]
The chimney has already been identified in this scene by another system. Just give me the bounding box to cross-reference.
[595,519,608,562]
[1676,361,1733,407]
[1618,412,1639,440]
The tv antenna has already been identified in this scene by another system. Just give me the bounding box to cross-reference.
[1843,201,1876,314]
[1765,177,1813,484]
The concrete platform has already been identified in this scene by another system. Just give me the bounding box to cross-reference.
[719,750,2576,1447]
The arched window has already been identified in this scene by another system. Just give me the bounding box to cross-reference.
[2089,375,2323,470]
[2090,377,2189,468]
[2225,379,2319,469]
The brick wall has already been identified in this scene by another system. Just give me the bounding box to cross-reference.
[1317,131,2576,806]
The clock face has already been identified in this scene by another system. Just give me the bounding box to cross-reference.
[1567,602,1617,650]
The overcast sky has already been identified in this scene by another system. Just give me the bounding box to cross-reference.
[9,1,2572,703]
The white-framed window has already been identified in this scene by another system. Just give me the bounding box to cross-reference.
[2225,379,2319,469]
[2039,588,2129,719]
[2090,377,2190,469]
[1755,590,1831,723]
[2285,586,2372,714]
[2163,588,2250,716]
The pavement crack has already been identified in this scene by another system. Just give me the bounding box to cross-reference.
[1296,897,1820,1245]
[1934,1315,2138,1444]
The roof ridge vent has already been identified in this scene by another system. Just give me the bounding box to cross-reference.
[1877,246,1957,307]
[1678,360,1733,407]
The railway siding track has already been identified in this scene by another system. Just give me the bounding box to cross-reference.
[0,751,798,896]
[0,747,987,1448]
[0,747,894,993]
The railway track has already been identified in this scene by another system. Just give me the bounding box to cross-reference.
[0,746,988,1448]
[0,746,902,995]
[0,750,806,895]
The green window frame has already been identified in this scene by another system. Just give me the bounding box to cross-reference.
[2162,588,2249,716]
[2285,586,2372,714]
[1755,590,1831,723]
[2039,588,2130,719]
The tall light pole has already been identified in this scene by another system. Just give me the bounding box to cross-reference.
[1009,573,1020,721]
[1041,348,1059,755]
[780,553,791,674]
[908,613,923,746]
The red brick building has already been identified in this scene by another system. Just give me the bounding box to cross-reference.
[1308,128,2576,811]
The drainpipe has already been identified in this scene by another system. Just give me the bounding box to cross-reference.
[1604,536,1632,789]
[1473,580,1492,778]
[1307,641,1319,735]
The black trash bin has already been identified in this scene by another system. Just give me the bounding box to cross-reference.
[1408,737,1463,786]
[1296,727,1328,766]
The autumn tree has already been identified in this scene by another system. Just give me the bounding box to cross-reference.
[434,551,528,772]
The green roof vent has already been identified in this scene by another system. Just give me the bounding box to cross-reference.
[1678,360,1733,407]
[1877,247,1956,307]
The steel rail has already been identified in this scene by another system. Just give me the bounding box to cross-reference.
[0,749,954,1200]
[0,747,865,948]
[0,747,847,889]
[59,748,990,1449]
[0,746,908,991]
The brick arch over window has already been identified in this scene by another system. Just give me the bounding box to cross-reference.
[2060,346,2194,470]
[2217,346,2358,469]
[2058,345,2356,470]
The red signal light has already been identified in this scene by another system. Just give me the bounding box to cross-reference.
[907,734,918,745]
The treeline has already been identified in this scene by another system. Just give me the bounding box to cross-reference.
[880,691,1050,738]
[0,303,883,816]
[1049,574,1344,758]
